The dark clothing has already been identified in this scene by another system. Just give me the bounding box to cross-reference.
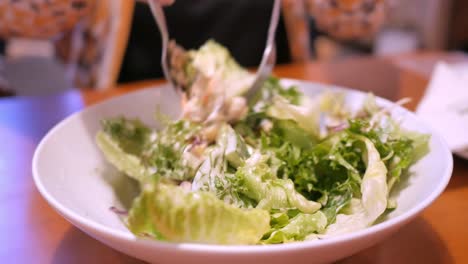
[118,0,290,83]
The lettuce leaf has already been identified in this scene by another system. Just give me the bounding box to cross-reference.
[260,128,361,223]
[189,40,254,98]
[267,95,321,138]
[348,118,430,196]
[128,183,270,245]
[236,152,321,213]
[142,120,202,182]
[262,211,327,244]
[97,118,203,183]
[191,125,255,208]
[355,135,388,221]
[98,40,432,245]
[96,118,152,182]
[96,131,148,182]
[266,91,348,139]
[323,135,388,236]
[101,117,152,156]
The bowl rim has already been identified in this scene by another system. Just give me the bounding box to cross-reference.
[32,80,453,253]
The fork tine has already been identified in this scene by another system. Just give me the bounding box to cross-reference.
[245,0,281,101]
[147,0,178,91]
[260,0,280,72]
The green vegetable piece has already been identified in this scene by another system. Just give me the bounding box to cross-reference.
[96,131,147,182]
[263,211,327,243]
[324,135,388,236]
[101,117,151,156]
[192,125,254,208]
[189,40,254,98]
[143,120,202,181]
[273,119,316,149]
[127,190,164,239]
[267,95,321,138]
[220,125,249,168]
[237,152,321,214]
[357,135,388,221]
[403,130,430,164]
[129,183,270,245]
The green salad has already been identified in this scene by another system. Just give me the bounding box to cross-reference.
[96,40,429,245]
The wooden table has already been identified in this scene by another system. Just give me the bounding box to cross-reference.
[2,52,468,263]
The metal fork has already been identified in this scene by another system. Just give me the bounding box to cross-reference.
[147,0,178,90]
[244,0,280,102]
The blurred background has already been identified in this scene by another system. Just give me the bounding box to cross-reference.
[0,0,465,96]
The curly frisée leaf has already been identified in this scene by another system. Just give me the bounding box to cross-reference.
[236,152,321,213]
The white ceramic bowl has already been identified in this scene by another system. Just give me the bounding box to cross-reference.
[33,80,453,264]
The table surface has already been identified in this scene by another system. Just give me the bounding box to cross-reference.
[2,52,468,263]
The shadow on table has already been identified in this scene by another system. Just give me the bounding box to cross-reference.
[337,217,454,264]
[443,156,468,192]
[52,227,145,264]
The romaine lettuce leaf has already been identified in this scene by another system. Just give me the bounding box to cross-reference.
[97,118,203,182]
[96,131,148,182]
[96,117,152,182]
[263,211,327,244]
[101,117,151,156]
[129,183,270,245]
[127,188,165,239]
